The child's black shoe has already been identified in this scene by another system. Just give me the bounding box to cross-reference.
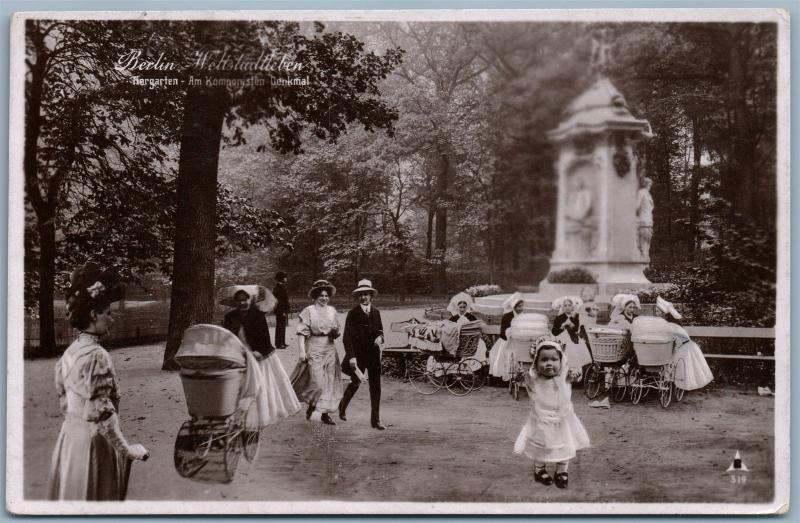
[554,472,568,489]
[534,469,552,485]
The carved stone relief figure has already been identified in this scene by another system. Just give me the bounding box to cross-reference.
[565,165,597,258]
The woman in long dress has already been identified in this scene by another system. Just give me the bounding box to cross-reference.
[293,280,344,425]
[488,292,525,381]
[220,285,301,426]
[446,292,488,367]
[551,296,592,370]
[655,297,714,390]
[48,262,148,501]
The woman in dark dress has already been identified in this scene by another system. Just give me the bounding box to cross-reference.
[551,296,592,369]
[488,292,525,380]
[220,285,301,426]
[445,291,487,366]
[448,300,478,323]
[608,294,640,330]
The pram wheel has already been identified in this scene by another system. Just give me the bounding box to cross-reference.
[673,357,687,402]
[408,355,444,395]
[462,358,486,390]
[611,368,629,403]
[630,367,644,404]
[445,361,477,396]
[174,421,209,479]
[513,379,523,401]
[583,364,603,399]
[659,365,673,409]
[222,432,242,483]
[241,400,260,463]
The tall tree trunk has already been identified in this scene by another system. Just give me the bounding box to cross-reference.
[726,26,757,220]
[510,213,520,271]
[162,85,228,370]
[688,116,703,258]
[37,214,57,355]
[425,207,434,259]
[311,231,319,280]
[24,24,56,355]
[432,154,449,294]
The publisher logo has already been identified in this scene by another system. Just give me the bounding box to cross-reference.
[725,451,750,485]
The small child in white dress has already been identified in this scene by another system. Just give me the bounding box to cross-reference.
[514,335,590,488]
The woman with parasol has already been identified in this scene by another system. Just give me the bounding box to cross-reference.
[220,284,301,425]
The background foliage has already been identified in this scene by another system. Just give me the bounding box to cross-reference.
[25,21,778,336]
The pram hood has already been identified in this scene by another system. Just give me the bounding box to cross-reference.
[176,324,247,370]
[631,316,672,343]
[508,313,550,342]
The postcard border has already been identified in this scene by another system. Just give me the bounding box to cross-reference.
[5,7,791,516]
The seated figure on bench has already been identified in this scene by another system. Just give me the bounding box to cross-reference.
[446,292,487,366]
[656,297,714,391]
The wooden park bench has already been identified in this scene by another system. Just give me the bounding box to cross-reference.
[392,321,776,361]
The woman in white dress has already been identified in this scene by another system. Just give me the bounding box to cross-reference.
[446,292,487,367]
[551,296,592,370]
[488,292,525,381]
[608,294,641,331]
[220,285,301,426]
[293,280,344,425]
[48,262,148,500]
[655,297,714,390]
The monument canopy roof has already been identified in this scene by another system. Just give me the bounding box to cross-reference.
[548,75,652,142]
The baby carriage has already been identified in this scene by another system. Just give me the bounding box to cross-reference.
[173,325,261,483]
[506,313,550,401]
[629,317,686,409]
[584,327,631,402]
[407,321,484,396]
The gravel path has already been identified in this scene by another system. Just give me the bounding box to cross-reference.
[22,309,774,504]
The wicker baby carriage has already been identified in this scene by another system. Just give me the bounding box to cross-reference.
[629,316,686,408]
[173,325,261,483]
[506,313,550,401]
[583,327,631,402]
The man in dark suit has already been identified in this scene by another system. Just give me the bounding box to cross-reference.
[222,289,275,358]
[273,272,290,349]
[339,279,386,430]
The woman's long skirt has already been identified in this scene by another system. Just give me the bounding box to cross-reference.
[47,415,130,500]
[488,338,512,381]
[673,340,714,390]
[258,352,303,423]
[294,336,343,414]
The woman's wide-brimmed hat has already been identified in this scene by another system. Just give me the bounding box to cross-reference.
[551,295,583,312]
[352,278,378,296]
[447,292,474,316]
[656,296,682,320]
[218,284,276,313]
[308,279,336,299]
[502,292,525,313]
[65,261,126,305]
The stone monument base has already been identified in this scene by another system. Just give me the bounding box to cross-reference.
[473,277,658,321]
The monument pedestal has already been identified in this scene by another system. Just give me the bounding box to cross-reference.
[541,75,654,292]
[541,258,651,297]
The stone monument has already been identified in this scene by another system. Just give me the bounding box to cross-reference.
[539,36,654,296]
[472,31,656,318]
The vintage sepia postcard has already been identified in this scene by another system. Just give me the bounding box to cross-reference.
[6,8,789,515]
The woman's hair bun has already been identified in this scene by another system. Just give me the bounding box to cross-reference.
[64,262,125,329]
